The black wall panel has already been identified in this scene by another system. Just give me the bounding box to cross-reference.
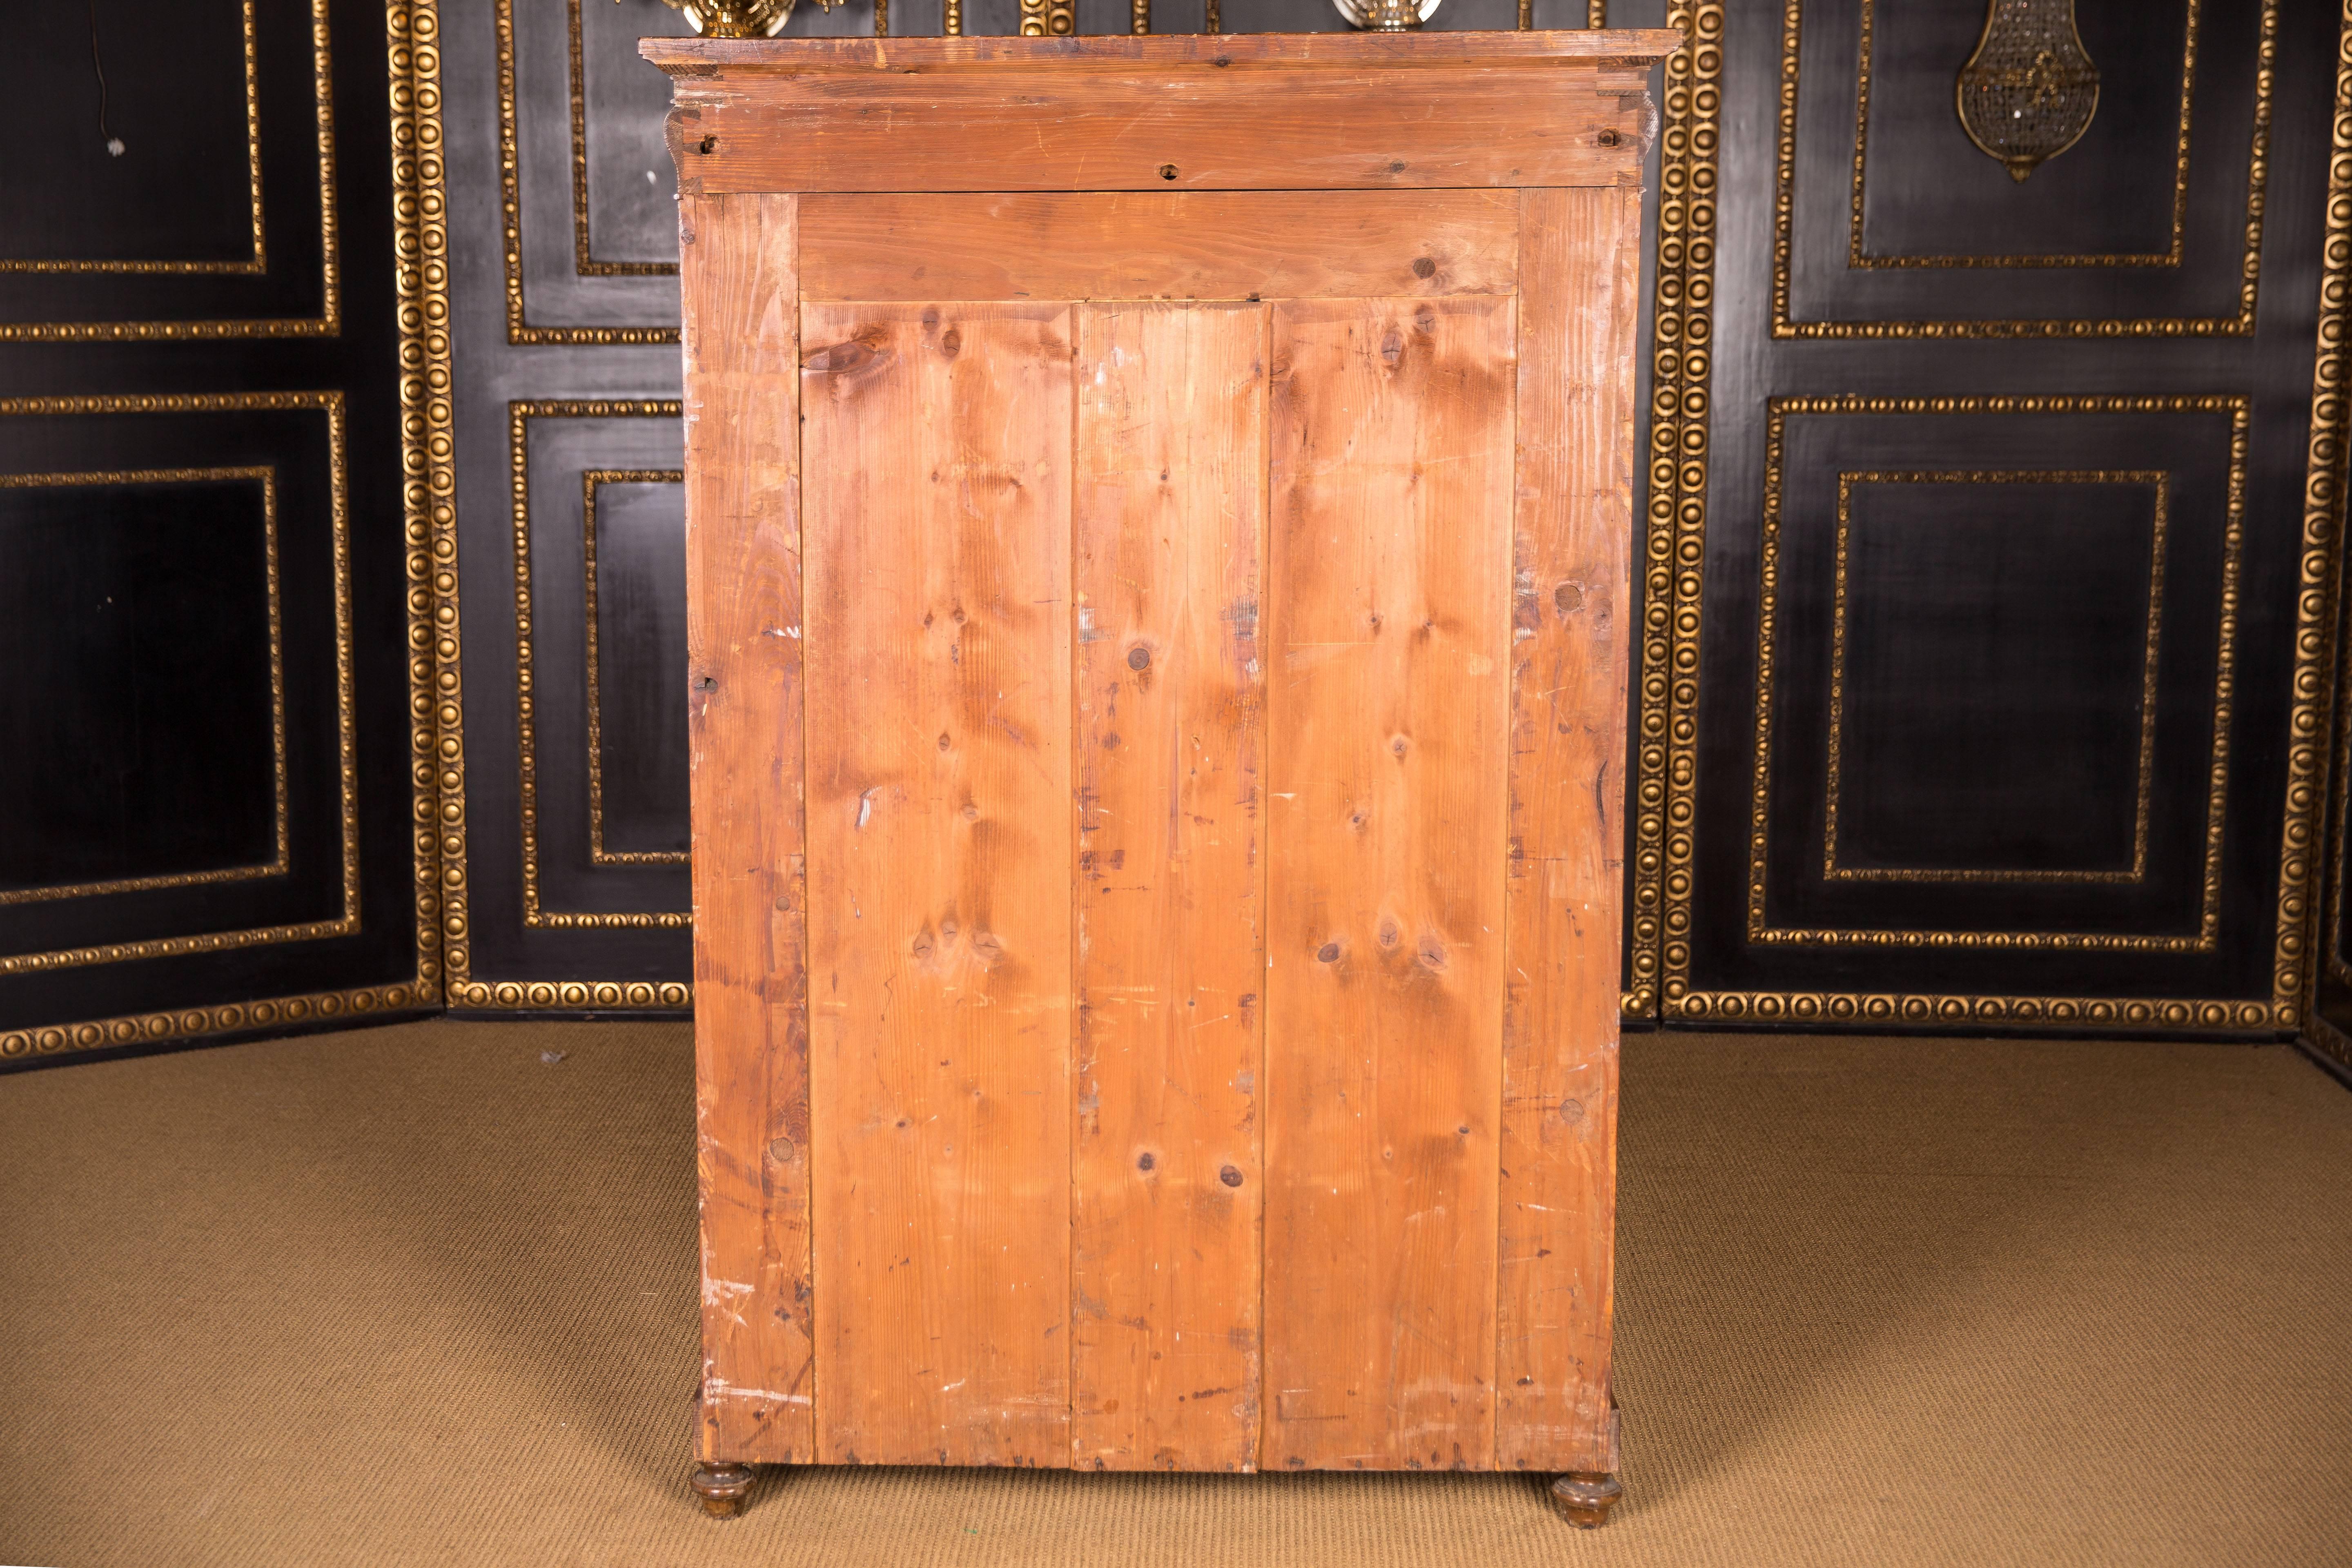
[1626,0,2349,1034]
[0,0,436,1061]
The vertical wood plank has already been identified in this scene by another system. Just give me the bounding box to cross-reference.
[802,301,1076,1468]
[1496,187,1641,1472]
[682,192,814,1464]
[1070,303,1267,1472]
[1261,294,1516,1470]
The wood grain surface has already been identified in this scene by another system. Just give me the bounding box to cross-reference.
[665,68,1651,196]
[643,31,1683,74]
[1070,303,1268,1472]
[680,192,814,1465]
[1494,188,1642,1473]
[1260,295,1517,1470]
[800,302,1076,1468]
[800,192,1517,304]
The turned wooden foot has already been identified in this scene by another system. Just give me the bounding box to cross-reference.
[690,1460,756,1519]
[1549,1470,1624,1528]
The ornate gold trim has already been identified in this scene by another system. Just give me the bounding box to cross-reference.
[1019,0,1076,35]
[2276,0,2352,1034]
[510,403,691,931]
[1773,0,2276,339]
[0,396,359,975]
[1852,0,2195,270]
[1821,469,2169,887]
[1625,0,1722,1020]
[454,977,691,1009]
[582,469,690,869]
[1748,406,2243,958]
[499,0,678,345]
[0,0,266,276]
[0,978,425,1062]
[0,466,290,906]
[1674,988,2278,1033]
[393,0,454,1009]
[0,0,341,341]
[568,0,675,280]
[2325,565,2352,993]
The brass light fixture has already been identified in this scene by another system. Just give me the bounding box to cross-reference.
[633,0,800,39]
[1956,0,2101,182]
[1333,0,1441,27]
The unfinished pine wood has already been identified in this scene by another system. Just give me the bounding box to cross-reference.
[644,32,1684,73]
[1495,188,1642,1474]
[1260,296,1517,1470]
[680,192,813,1465]
[1070,303,1268,1473]
[800,302,1076,1468]
[800,192,1517,304]
[661,68,1651,196]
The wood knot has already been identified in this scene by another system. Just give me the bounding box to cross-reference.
[1316,942,1340,963]
[1411,256,1437,279]
[1127,646,1151,671]
[1219,1165,1244,1187]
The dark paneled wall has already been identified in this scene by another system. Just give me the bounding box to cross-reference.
[1628,0,2348,1038]
[9,0,2352,1056]
[0,0,436,1062]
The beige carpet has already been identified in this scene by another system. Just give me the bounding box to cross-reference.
[1,1020,2348,1568]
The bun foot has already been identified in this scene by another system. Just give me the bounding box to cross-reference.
[1549,1470,1624,1528]
[690,1460,756,1519]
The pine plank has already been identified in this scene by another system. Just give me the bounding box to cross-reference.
[662,67,1652,196]
[1070,303,1268,1472]
[800,192,1517,304]
[1260,295,1517,1470]
[644,32,1684,74]
[800,302,1076,1467]
[1494,187,1641,1473]
[680,192,814,1464]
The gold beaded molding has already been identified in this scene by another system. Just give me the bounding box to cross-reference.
[2,982,423,1062]
[1626,0,1723,1020]
[2283,0,2352,1035]
[395,0,459,1011]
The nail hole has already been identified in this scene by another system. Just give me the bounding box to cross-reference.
[1597,129,1622,148]
[698,134,718,154]
[1158,163,1179,180]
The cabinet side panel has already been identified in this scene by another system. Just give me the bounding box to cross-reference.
[1070,302,1269,1472]
[1496,187,1640,1472]
[802,301,1076,1468]
[1261,295,1515,1470]
[682,192,814,1464]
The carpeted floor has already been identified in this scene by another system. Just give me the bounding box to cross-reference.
[1,1020,2348,1568]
